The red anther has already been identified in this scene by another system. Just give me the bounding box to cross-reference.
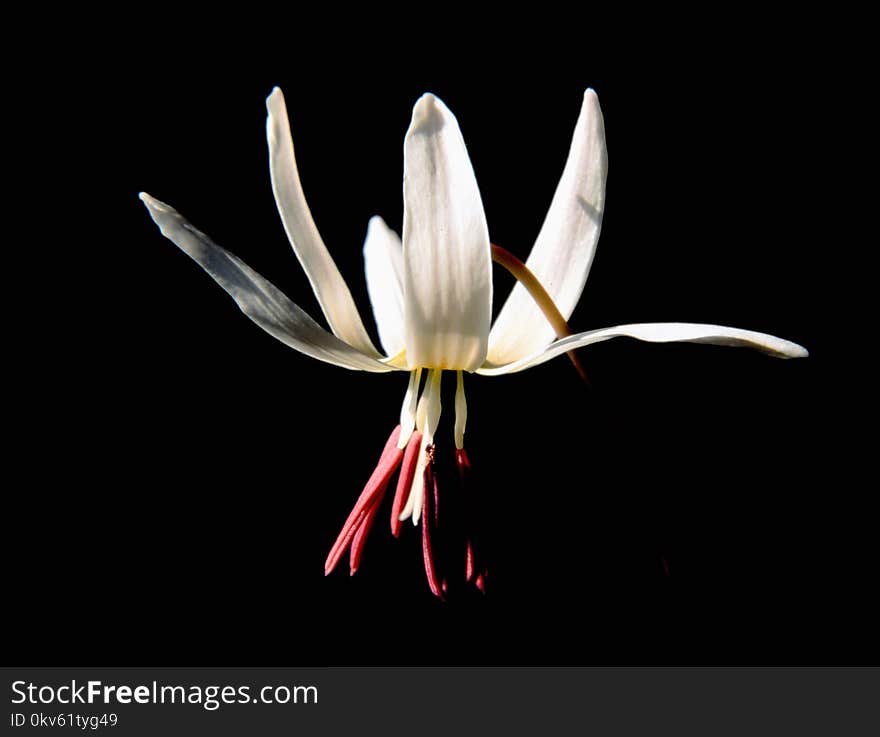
[421,465,443,599]
[326,479,393,576]
[349,495,382,575]
[465,539,475,582]
[390,431,422,537]
[459,449,480,586]
[441,579,448,594]
[325,426,404,576]
[431,453,440,527]
[455,447,471,483]
[475,573,486,593]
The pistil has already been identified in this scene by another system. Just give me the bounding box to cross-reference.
[400,368,442,524]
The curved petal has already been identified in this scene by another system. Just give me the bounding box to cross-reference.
[363,216,405,357]
[488,89,608,365]
[478,322,808,375]
[140,193,395,372]
[402,93,492,372]
[266,88,380,357]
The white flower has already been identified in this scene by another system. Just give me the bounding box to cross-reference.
[140,87,806,596]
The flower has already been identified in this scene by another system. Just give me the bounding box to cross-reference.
[140,87,806,597]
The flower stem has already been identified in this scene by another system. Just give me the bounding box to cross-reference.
[491,244,589,384]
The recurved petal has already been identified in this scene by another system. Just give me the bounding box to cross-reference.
[402,93,492,372]
[478,322,808,376]
[266,88,381,357]
[363,216,405,357]
[488,89,608,366]
[140,193,395,372]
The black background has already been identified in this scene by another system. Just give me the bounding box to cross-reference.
[8,10,864,665]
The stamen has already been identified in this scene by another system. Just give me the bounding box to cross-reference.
[349,495,381,575]
[474,573,486,594]
[459,447,476,582]
[454,370,467,450]
[421,460,442,598]
[457,447,487,591]
[455,446,472,479]
[324,426,404,576]
[398,368,422,449]
[390,430,422,537]
[491,243,589,384]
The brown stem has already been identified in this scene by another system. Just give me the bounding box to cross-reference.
[491,244,589,385]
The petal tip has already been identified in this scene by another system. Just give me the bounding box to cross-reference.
[267,86,284,106]
[767,336,809,359]
[410,92,449,131]
[139,191,170,215]
[415,91,439,107]
[367,214,388,232]
[582,88,602,113]
[786,343,809,359]
[266,88,287,125]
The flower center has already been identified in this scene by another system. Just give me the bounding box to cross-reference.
[324,368,486,596]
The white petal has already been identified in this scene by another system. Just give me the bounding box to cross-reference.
[266,88,380,357]
[140,193,394,373]
[478,322,808,376]
[488,89,608,365]
[363,216,405,357]
[402,93,492,372]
